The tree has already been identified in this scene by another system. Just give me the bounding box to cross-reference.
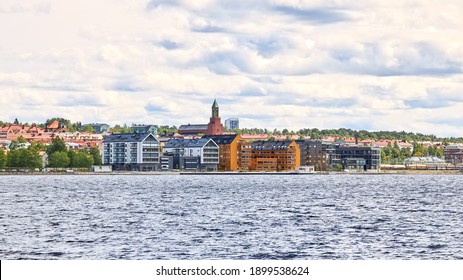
[400,147,412,159]
[72,152,94,168]
[428,145,443,157]
[0,149,6,169]
[412,142,427,157]
[29,141,46,153]
[48,151,70,168]
[47,137,67,155]
[89,147,102,165]
[7,148,42,169]
[46,117,72,128]
[67,150,77,167]
[391,141,401,159]
[109,124,133,134]
[81,125,94,133]
[157,125,177,135]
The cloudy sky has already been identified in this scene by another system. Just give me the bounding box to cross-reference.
[1,0,462,136]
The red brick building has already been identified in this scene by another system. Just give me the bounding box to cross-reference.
[178,99,224,136]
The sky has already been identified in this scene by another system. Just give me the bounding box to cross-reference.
[1,0,462,137]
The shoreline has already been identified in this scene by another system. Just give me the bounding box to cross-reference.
[1,170,462,176]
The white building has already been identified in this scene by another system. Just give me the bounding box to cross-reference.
[102,133,160,171]
[163,138,219,171]
[225,118,239,131]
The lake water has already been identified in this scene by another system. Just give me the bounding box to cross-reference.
[1,174,462,259]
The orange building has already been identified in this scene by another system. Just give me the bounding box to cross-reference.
[207,134,250,171]
[239,141,253,171]
[251,140,301,172]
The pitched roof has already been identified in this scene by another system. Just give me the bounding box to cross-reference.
[47,120,60,129]
[240,134,269,140]
[165,138,217,149]
[205,134,239,145]
[103,133,155,143]
[178,124,208,131]
[251,140,295,150]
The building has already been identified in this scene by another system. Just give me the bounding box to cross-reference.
[132,124,158,135]
[444,144,463,166]
[239,134,269,141]
[177,124,209,136]
[86,123,110,133]
[206,134,249,171]
[1,123,50,141]
[239,141,253,171]
[251,140,300,172]
[163,138,219,171]
[102,133,160,171]
[224,118,239,131]
[178,99,224,136]
[296,139,334,171]
[46,120,68,133]
[404,156,451,169]
[207,99,224,135]
[91,165,112,172]
[330,146,381,171]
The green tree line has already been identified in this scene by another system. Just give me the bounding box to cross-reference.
[0,137,101,170]
[381,141,444,164]
[232,127,463,143]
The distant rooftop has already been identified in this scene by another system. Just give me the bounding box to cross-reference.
[103,133,156,143]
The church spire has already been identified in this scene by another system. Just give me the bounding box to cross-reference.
[212,99,219,118]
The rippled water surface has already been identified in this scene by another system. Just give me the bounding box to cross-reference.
[1,174,463,259]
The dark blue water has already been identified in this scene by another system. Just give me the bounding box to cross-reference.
[1,174,462,259]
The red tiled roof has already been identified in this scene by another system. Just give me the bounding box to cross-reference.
[240,134,269,140]
[47,121,60,129]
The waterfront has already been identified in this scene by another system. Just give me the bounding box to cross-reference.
[1,174,462,259]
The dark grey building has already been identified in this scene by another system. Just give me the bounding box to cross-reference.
[330,146,381,171]
[296,139,336,171]
[177,124,208,136]
[160,155,174,171]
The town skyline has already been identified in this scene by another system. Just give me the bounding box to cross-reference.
[1,0,463,137]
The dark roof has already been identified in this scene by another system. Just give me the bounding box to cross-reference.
[165,138,217,149]
[252,140,294,151]
[86,123,109,127]
[132,124,157,128]
[103,133,154,143]
[205,134,238,145]
[178,124,208,131]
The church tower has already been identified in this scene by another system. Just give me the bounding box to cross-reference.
[212,98,219,118]
[207,99,224,135]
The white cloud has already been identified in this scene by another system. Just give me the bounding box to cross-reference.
[1,0,463,136]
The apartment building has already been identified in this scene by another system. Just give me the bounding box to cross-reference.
[251,140,300,172]
[163,138,219,171]
[102,133,160,171]
[206,134,250,171]
[330,146,381,171]
[296,139,335,171]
